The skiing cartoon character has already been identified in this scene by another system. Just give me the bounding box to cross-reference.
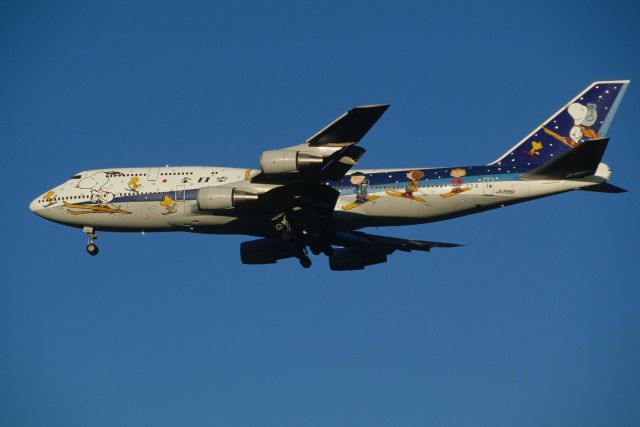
[404,170,425,197]
[385,170,427,202]
[64,171,132,215]
[351,172,369,204]
[42,191,57,207]
[451,168,466,192]
[341,172,380,210]
[76,171,115,204]
[127,176,142,192]
[440,168,471,198]
[160,195,177,214]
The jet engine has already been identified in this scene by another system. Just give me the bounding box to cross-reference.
[240,238,297,264]
[328,248,387,271]
[197,187,259,210]
[260,150,323,174]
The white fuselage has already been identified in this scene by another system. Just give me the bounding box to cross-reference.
[29,164,610,236]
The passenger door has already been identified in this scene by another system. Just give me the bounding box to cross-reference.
[148,168,160,181]
[483,178,495,196]
[175,185,186,213]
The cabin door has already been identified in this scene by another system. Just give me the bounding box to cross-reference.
[175,185,186,213]
[148,168,160,181]
[483,178,495,196]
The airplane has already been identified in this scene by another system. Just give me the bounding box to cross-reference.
[30,80,629,270]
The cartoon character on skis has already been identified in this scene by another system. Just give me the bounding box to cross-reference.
[352,172,369,203]
[341,172,380,210]
[451,168,466,192]
[127,176,142,192]
[385,170,427,202]
[404,170,425,196]
[440,168,471,198]
[160,195,177,214]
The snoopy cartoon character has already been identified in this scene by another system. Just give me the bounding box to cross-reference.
[76,172,114,204]
[566,102,598,146]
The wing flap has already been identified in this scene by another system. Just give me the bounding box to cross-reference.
[333,231,462,254]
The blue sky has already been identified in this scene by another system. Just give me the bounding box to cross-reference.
[1,1,639,425]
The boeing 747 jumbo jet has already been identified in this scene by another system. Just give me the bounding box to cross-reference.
[30,81,629,270]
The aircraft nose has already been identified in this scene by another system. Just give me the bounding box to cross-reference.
[29,196,42,215]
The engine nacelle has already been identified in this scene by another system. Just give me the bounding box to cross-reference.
[329,248,387,271]
[240,238,297,264]
[197,187,258,210]
[260,150,323,174]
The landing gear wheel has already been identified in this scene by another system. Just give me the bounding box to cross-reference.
[299,256,312,269]
[275,222,284,231]
[83,226,99,256]
[86,243,99,256]
[322,246,334,256]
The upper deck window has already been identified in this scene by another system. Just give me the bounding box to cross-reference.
[70,175,81,179]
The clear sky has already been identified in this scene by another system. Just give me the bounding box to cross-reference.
[2,1,639,426]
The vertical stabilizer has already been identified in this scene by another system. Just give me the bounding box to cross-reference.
[490,81,629,166]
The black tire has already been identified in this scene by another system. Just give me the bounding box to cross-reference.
[86,243,99,256]
[275,223,284,231]
[299,256,312,269]
[310,246,321,256]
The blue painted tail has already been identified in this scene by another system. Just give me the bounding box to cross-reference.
[490,81,629,166]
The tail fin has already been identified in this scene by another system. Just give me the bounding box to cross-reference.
[490,81,629,166]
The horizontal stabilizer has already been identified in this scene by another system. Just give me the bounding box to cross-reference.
[522,138,609,180]
[579,182,628,193]
[306,104,389,147]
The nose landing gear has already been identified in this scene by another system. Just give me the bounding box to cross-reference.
[83,226,99,256]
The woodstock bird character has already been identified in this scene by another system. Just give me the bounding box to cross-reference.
[127,176,141,192]
[160,195,177,214]
[525,141,543,158]
[42,191,56,207]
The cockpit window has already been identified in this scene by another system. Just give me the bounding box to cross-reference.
[70,175,82,179]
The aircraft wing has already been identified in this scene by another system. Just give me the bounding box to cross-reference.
[253,104,389,184]
[240,232,462,271]
[304,104,390,147]
[332,231,462,254]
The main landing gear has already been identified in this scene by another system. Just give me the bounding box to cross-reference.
[83,226,99,256]
[271,212,336,269]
